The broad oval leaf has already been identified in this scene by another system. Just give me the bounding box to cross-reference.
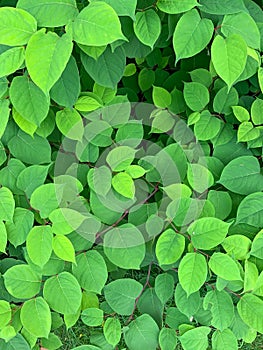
[134,10,161,49]
[103,317,121,347]
[156,229,185,265]
[52,235,76,263]
[26,226,53,267]
[183,82,210,111]
[157,0,198,14]
[0,47,25,78]
[236,192,263,227]
[208,252,242,281]
[237,293,263,334]
[0,187,15,222]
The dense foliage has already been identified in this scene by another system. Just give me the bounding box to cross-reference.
[0,0,263,349]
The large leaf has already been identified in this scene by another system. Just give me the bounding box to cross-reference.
[211,34,247,90]
[72,1,126,46]
[219,156,263,195]
[43,272,82,314]
[134,10,161,49]
[173,9,213,62]
[178,253,207,296]
[237,293,263,333]
[157,0,198,14]
[104,278,143,315]
[236,192,263,227]
[199,0,247,14]
[0,7,37,46]
[17,0,78,27]
[25,30,73,93]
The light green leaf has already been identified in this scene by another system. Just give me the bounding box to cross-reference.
[10,75,50,126]
[17,0,78,27]
[112,172,135,199]
[0,221,7,253]
[250,230,263,259]
[125,165,146,179]
[134,10,161,49]
[0,47,25,78]
[212,329,238,350]
[49,208,85,236]
[56,108,84,141]
[237,293,263,333]
[178,253,207,296]
[244,260,258,292]
[4,264,41,299]
[90,0,136,19]
[81,308,103,327]
[206,190,232,220]
[209,252,242,281]
[87,166,112,197]
[183,82,210,111]
[26,226,53,267]
[124,314,159,350]
[155,273,175,305]
[180,327,210,350]
[219,156,263,195]
[21,297,51,338]
[162,184,192,201]
[187,163,214,193]
[251,98,263,125]
[157,0,198,14]
[17,164,50,198]
[211,34,247,90]
[145,214,164,238]
[213,86,239,115]
[238,121,260,142]
[203,289,234,330]
[150,109,175,133]
[188,217,230,250]
[104,224,145,269]
[0,187,15,222]
[107,146,136,172]
[194,111,221,141]
[41,333,63,350]
[236,192,263,227]
[103,317,121,346]
[104,278,143,315]
[0,7,37,46]
[12,108,37,137]
[173,9,213,62]
[52,235,76,263]
[0,99,10,138]
[232,106,250,123]
[159,328,177,350]
[175,284,201,318]
[221,12,260,49]
[222,235,251,260]
[75,94,102,112]
[152,86,172,109]
[0,301,11,328]
[43,272,82,314]
[73,1,126,46]
[72,251,107,294]
[84,120,113,147]
[199,0,247,14]
[258,67,263,94]
[156,229,185,265]
[25,30,73,93]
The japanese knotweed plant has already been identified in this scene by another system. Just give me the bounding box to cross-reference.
[0,0,263,349]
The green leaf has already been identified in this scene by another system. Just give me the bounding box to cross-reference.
[199,0,247,14]
[211,34,247,90]
[52,235,76,263]
[81,46,126,89]
[155,273,174,304]
[236,192,263,227]
[188,217,231,250]
[183,82,210,111]
[84,120,113,147]
[150,109,175,133]
[87,166,112,197]
[91,0,136,19]
[10,76,50,126]
[173,9,213,62]
[219,156,263,195]
[30,183,63,218]
[0,7,37,46]
[251,98,263,125]
[157,0,198,14]
[138,68,155,91]
[194,111,221,141]
[112,172,135,199]
[0,187,15,222]
[50,56,80,108]
[152,86,172,109]
[104,224,145,269]
[222,235,251,260]
[145,214,164,238]
[159,328,177,350]
[178,253,207,296]
[213,86,239,115]
[8,130,51,164]
[208,252,242,281]
[180,327,210,350]
[174,284,201,318]
[49,208,85,236]
[0,47,25,78]
[0,300,11,328]
[17,0,78,27]
[232,106,250,123]
[81,308,103,327]
[212,329,238,350]
[25,30,73,93]
[244,260,258,292]
[73,1,126,46]
[107,146,136,172]
[103,317,121,346]
[26,226,53,267]
[125,165,146,179]
[12,108,37,137]
[124,314,159,350]
[221,12,260,49]
[187,163,214,193]
[72,251,107,294]
[237,121,260,142]
[41,333,63,350]
[43,272,82,314]
[16,164,49,198]
[21,297,51,338]
[237,293,263,333]
[4,264,41,299]
[156,229,185,265]
[134,10,161,49]
[75,94,102,112]
[203,289,234,330]
[6,208,34,247]
[0,99,10,138]
[251,230,263,258]
[56,108,84,141]
[104,278,143,315]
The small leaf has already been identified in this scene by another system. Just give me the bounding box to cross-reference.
[0,187,15,222]
[157,0,198,14]
[237,122,260,142]
[56,108,84,141]
[180,327,210,350]
[0,47,25,78]
[52,235,76,263]
[156,229,185,265]
[212,329,238,350]
[81,308,103,327]
[251,98,263,125]
[152,86,171,109]
[103,317,121,346]
[26,226,53,267]
[0,301,11,328]
[112,172,135,199]
[159,328,177,350]
[237,293,263,333]
[134,10,161,49]
[236,192,263,227]
[183,82,210,111]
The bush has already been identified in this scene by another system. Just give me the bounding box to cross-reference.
[0,0,263,349]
